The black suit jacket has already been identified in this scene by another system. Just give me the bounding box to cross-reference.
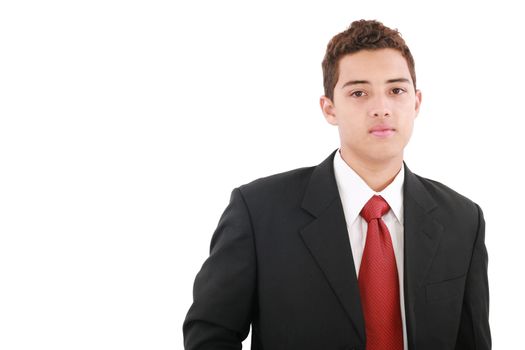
[183,150,491,349]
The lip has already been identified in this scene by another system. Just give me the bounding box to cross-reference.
[369,125,396,138]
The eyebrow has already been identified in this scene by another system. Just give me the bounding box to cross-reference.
[341,78,411,89]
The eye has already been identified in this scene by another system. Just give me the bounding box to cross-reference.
[391,87,407,95]
[350,90,367,98]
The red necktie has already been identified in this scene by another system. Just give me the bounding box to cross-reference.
[358,195,403,350]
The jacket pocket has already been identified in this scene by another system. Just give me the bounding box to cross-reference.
[425,274,466,303]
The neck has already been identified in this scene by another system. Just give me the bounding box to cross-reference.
[339,148,403,192]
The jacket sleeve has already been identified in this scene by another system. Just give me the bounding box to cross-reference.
[183,188,257,350]
[455,204,491,349]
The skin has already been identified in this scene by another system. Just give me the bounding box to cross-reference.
[320,48,422,192]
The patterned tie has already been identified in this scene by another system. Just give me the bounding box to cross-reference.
[358,195,403,350]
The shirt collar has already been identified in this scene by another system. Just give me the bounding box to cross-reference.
[333,149,404,225]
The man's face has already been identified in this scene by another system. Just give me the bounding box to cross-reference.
[320,48,422,166]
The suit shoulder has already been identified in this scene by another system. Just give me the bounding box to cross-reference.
[236,166,315,201]
[414,173,481,214]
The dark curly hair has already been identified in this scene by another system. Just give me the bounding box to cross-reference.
[322,20,416,101]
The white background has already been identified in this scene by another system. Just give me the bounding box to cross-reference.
[1,0,523,349]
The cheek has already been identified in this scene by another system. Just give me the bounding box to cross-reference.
[400,97,419,114]
[338,115,367,136]
[396,103,417,124]
[398,116,416,139]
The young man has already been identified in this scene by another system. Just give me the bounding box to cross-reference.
[183,20,491,350]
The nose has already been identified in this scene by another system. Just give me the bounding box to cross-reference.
[371,109,391,117]
[368,95,392,118]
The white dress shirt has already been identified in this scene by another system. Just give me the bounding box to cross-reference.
[333,149,408,350]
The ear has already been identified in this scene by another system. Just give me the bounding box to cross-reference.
[414,89,422,118]
[320,96,338,125]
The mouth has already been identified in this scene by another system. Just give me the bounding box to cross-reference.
[369,125,396,138]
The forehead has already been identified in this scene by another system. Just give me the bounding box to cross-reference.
[336,48,412,85]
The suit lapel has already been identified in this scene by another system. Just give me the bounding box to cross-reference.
[299,150,366,342]
[403,164,444,349]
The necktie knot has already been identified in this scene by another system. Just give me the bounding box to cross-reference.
[360,195,390,223]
